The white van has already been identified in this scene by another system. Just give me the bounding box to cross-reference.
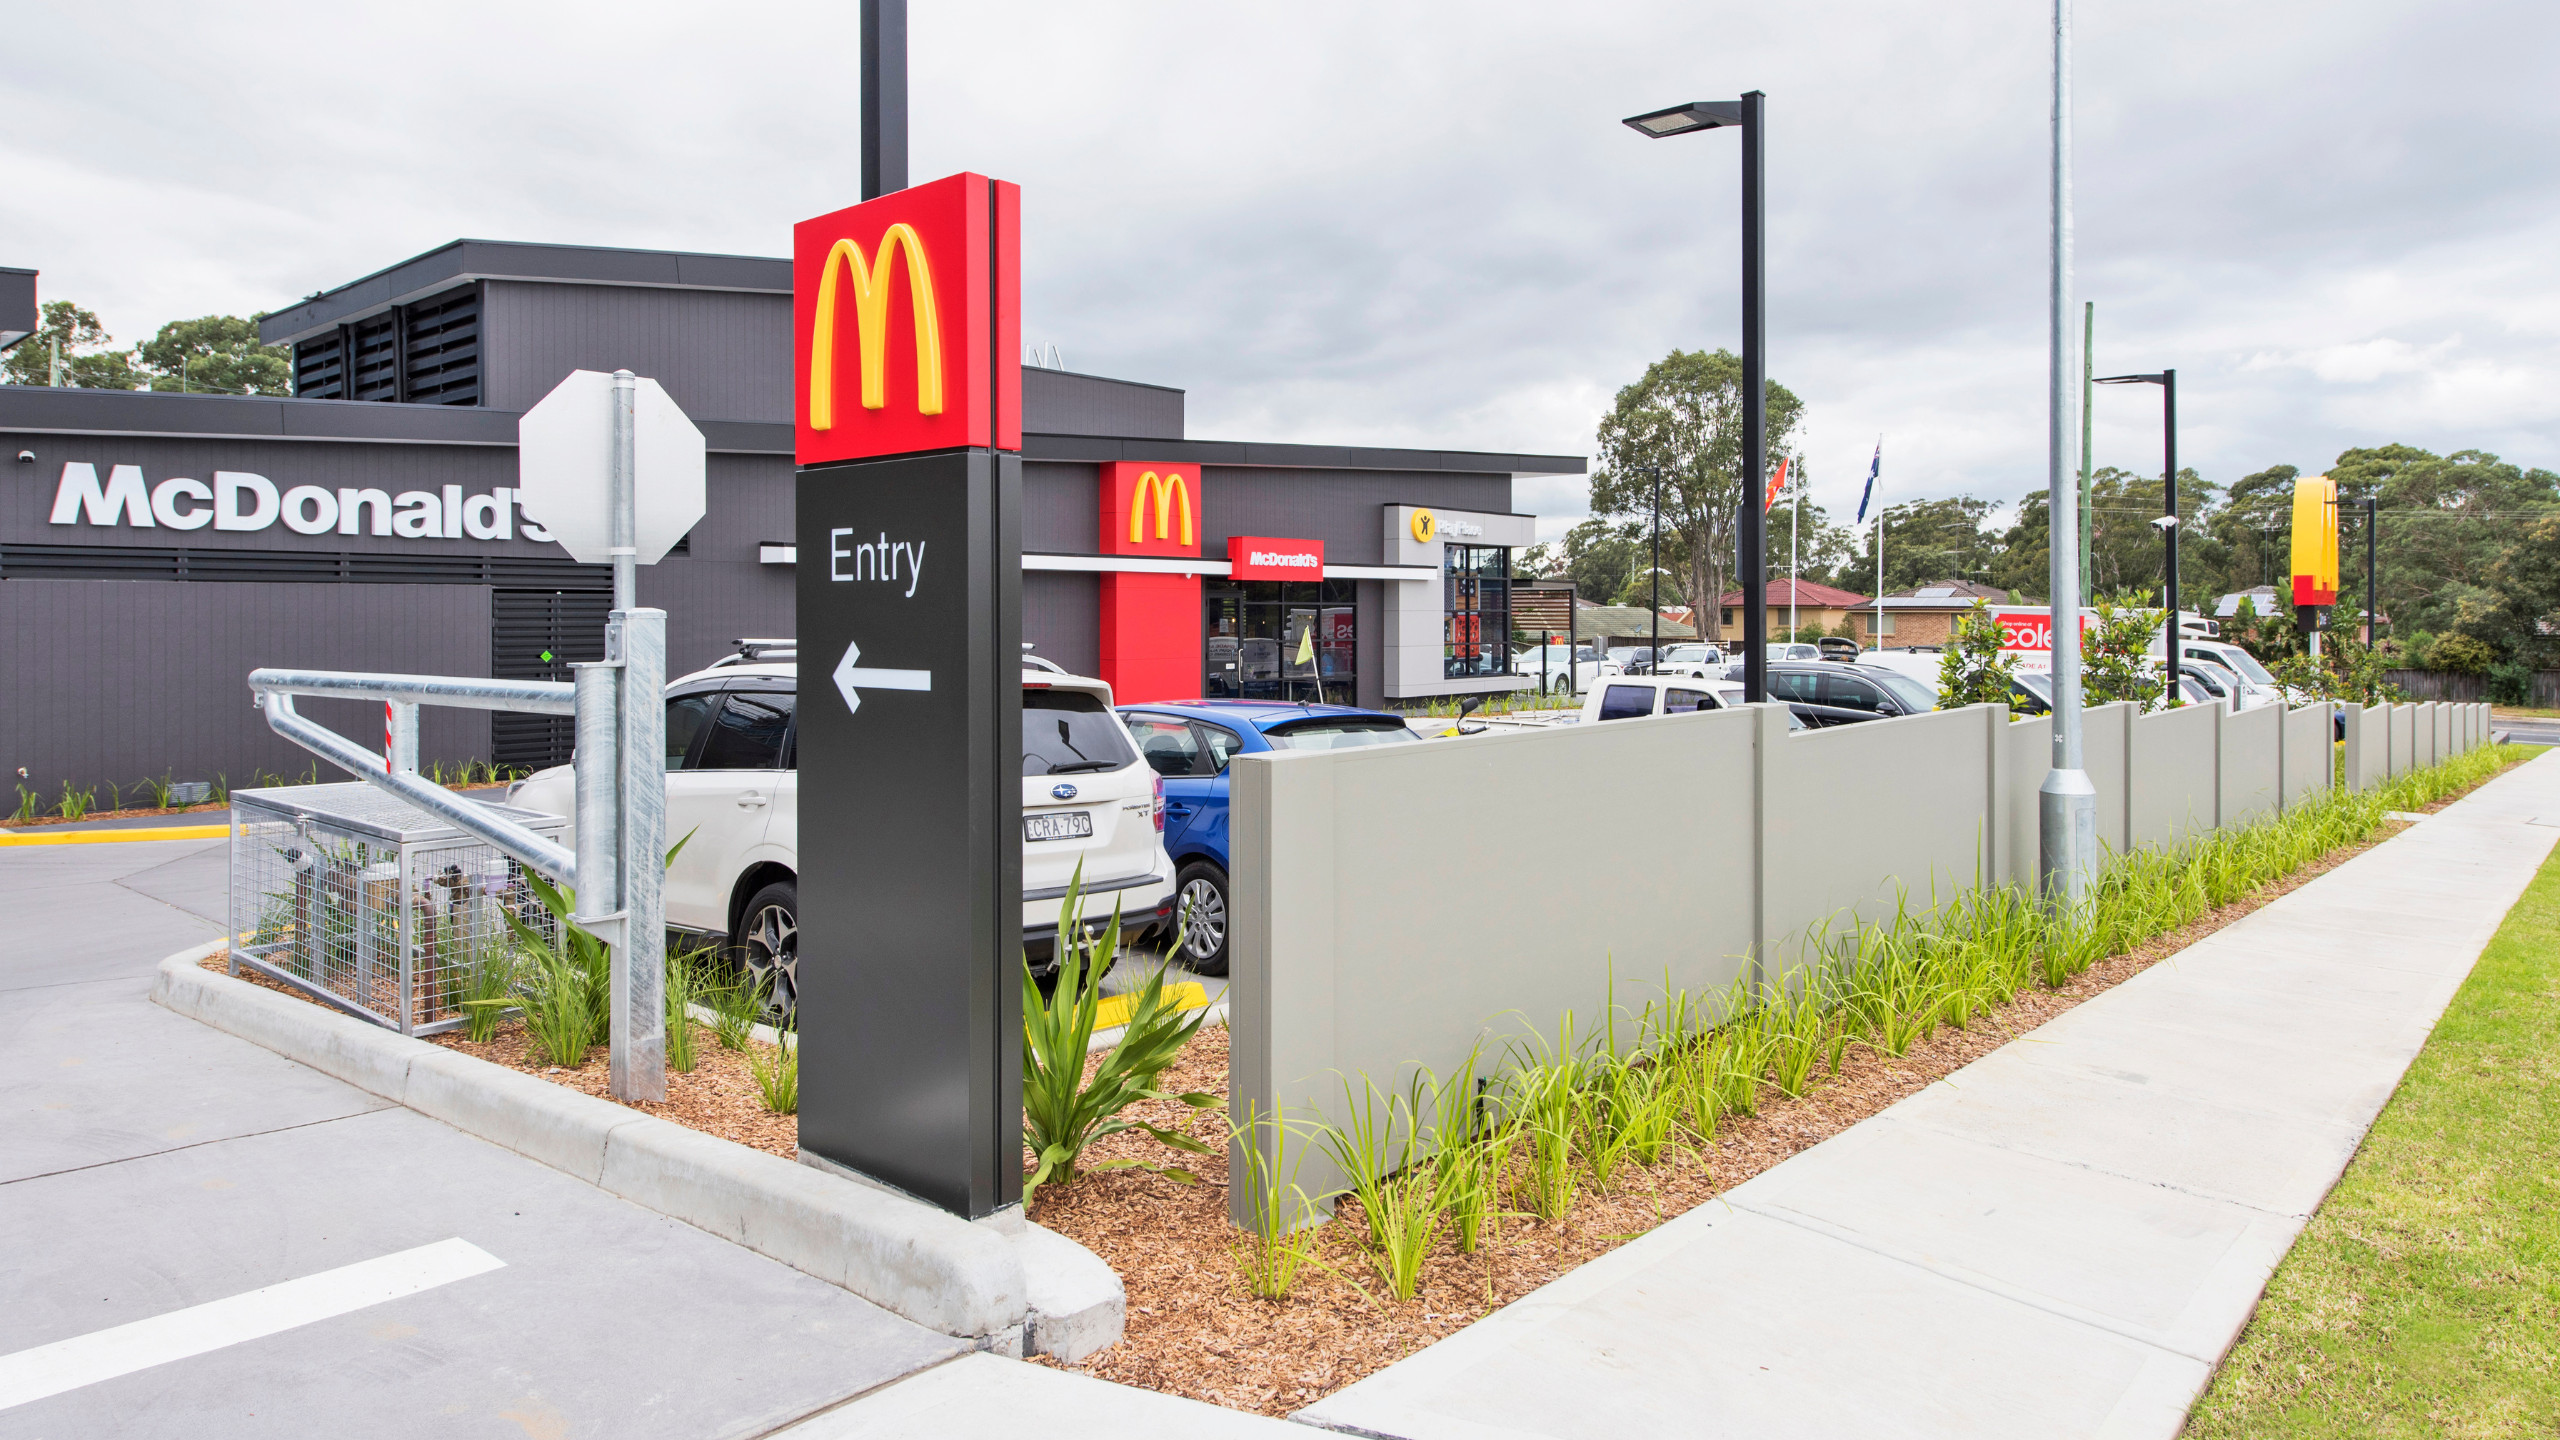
[509,652,1176,1011]
[1577,674,1747,723]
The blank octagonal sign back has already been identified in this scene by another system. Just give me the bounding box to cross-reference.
[516,369,707,566]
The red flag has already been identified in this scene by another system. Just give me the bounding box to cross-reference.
[1762,455,1790,513]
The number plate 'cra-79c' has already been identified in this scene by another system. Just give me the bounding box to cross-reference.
[1022,811,1093,843]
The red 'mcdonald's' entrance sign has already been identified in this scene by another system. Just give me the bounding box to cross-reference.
[793,172,1021,465]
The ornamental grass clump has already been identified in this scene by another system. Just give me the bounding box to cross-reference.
[1020,870,1218,1209]
[746,1032,798,1114]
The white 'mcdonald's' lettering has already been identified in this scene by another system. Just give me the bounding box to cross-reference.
[48,463,531,546]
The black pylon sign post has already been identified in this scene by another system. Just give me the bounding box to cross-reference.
[790,173,1024,1218]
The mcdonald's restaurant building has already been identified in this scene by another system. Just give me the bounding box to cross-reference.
[0,241,1579,794]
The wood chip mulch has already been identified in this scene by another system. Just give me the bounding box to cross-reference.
[1026,821,2420,1417]
[197,953,799,1157]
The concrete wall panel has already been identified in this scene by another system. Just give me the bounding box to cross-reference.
[2129,702,2220,850]
[1231,707,1762,1215]
[2391,705,2415,776]
[2282,704,2332,808]
[1765,705,1997,956]
[2219,704,2282,828]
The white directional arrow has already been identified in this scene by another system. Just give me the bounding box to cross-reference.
[832,639,932,715]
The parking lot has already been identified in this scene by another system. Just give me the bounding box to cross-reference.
[0,835,963,1438]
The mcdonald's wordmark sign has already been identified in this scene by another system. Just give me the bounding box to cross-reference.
[794,172,1022,465]
[794,172,1026,1220]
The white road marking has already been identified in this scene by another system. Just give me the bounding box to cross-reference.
[0,1238,503,1410]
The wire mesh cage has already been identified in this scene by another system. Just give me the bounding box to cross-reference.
[227,783,570,1035]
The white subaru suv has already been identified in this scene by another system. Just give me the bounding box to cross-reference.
[509,647,1177,1010]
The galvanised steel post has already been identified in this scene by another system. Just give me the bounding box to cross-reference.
[610,371,638,613]
[2039,0,2099,911]
[386,701,420,774]
[1739,90,1770,705]
[571,663,620,925]
[861,0,908,200]
[610,606,668,1104]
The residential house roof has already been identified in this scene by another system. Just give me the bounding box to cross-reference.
[1717,578,1871,608]
[1865,580,2011,610]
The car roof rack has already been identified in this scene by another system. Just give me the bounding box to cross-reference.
[714,637,798,666]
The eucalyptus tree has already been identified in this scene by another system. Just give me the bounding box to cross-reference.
[1588,348,1802,644]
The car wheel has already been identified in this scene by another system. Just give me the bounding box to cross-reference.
[1547,674,1575,697]
[1172,862,1230,977]
[735,880,798,1017]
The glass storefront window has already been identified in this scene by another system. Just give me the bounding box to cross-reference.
[1205,580,1360,703]
[1444,544,1510,678]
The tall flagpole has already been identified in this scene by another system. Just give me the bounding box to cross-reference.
[1789,457,1800,641]
[2039,0,2098,909]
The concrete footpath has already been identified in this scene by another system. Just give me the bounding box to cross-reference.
[1299,752,2560,1440]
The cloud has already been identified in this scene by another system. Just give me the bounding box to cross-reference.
[5,0,2555,532]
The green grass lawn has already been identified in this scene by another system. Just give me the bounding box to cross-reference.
[2185,831,2560,1438]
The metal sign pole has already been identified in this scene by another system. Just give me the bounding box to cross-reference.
[602,369,666,1103]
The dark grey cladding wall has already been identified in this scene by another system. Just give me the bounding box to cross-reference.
[1200,467,1513,567]
[480,281,793,422]
[1022,571,1099,677]
[1022,461,1101,553]
[0,580,492,796]
[641,452,794,675]
[1022,370,1182,441]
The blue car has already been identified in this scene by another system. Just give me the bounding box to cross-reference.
[1115,700,1420,974]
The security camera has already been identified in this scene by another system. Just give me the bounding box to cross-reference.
[2149,514,2179,531]
[14,451,32,464]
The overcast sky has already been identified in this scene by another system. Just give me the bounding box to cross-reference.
[9,0,2555,540]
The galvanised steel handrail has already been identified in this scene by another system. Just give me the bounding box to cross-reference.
[247,670,583,888]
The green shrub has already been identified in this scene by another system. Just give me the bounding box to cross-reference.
[2431,633,2495,675]
[1020,871,1218,1208]
[1938,598,2021,708]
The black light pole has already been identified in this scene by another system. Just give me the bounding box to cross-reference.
[1650,465,1663,670]
[860,0,908,199]
[2097,367,2177,706]
[2364,496,2379,648]
[1625,92,1769,703]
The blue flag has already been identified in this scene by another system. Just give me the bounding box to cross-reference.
[1855,440,1881,525]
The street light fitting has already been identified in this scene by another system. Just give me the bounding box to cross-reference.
[1622,101,1745,138]
[2095,373,2167,387]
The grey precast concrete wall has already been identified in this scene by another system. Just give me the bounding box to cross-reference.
[2392,705,2416,776]
[2221,703,2282,829]
[1228,695,2495,1223]
[2131,702,2222,850]
[1766,705,2002,944]
[0,579,492,797]
[1227,703,1765,1216]
[2284,703,2332,805]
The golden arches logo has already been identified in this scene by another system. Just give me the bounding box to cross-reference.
[1410,509,1437,543]
[809,224,944,428]
[1130,469,1193,546]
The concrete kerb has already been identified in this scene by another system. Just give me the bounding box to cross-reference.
[151,943,1125,1360]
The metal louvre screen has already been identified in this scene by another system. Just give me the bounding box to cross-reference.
[351,316,400,402]
[401,287,481,405]
[227,783,565,1035]
[492,589,611,771]
[293,333,347,399]
[0,543,613,588]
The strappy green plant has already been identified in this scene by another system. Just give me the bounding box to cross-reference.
[1020,871,1216,1209]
